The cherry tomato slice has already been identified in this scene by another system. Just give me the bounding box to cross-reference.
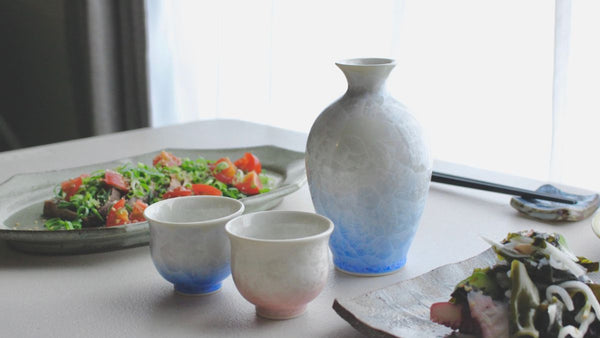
[153,150,182,167]
[234,152,262,174]
[106,198,130,227]
[162,186,193,199]
[129,200,148,222]
[191,184,223,196]
[234,171,262,195]
[104,169,129,192]
[211,157,237,184]
[61,175,86,201]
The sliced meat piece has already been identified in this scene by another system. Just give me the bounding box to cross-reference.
[108,187,122,202]
[81,215,103,228]
[43,199,102,228]
[98,188,122,218]
[43,199,78,220]
[467,291,509,338]
[430,301,482,335]
[430,302,464,330]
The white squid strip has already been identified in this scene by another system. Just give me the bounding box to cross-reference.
[542,244,587,280]
[558,325,581,338]
[558,280,600,320]
[558,313,597,338]
[579,312,597,336]
[547,303,557,327]
[576,304,592,324]
[546,285,575,311]
[480,236,528,258]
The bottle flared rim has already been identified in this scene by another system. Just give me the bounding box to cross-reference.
[335,58,396,67]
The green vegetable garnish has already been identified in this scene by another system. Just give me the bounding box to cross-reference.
[509,260,540,337]
[44,153,274,230]
[45,218,82,230]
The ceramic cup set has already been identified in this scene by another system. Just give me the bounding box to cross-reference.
[143,57,430,319]
[143,196,334,320]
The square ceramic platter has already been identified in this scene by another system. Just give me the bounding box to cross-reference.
[333,248,600,337]
[0,146,306,255]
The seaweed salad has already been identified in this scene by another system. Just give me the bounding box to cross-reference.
[430,230,600,338]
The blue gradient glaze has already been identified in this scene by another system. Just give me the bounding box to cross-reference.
[155,264,230,295]
[313,188,426,275]
[305,57,432,276]
[174,281,222,295]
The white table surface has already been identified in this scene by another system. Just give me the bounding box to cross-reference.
[0,119,598,337]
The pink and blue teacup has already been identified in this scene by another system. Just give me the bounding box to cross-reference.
[225,211,333,319]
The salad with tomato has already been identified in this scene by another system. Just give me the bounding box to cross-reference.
[43,151,270,230]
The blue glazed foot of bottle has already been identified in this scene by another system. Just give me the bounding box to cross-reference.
[333,256,407,277]
[174,282,222,296]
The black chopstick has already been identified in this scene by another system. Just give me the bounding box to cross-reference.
[431,171,577,204]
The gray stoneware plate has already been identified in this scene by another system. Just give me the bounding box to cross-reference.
[333,248,600,337]
[0,146,306,255]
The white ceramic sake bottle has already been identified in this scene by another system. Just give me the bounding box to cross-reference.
[305,58,432,276]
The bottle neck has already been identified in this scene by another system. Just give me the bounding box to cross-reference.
[336,58,395,95]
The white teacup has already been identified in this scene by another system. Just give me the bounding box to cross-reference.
[225,211,334,319]
[144,196,244,295]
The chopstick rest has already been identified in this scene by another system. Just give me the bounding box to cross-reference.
[431,171,600,221]
[510,184,600,222]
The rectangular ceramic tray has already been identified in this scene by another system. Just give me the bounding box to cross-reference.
[333,248,600,337]
[0,146,306,255]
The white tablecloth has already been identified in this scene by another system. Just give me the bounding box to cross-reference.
[0,119,597,337]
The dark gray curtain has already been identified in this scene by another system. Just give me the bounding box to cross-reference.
[0,0,149,151]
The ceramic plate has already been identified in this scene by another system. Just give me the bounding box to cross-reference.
[0,146,306,254]
[333,248,600,337]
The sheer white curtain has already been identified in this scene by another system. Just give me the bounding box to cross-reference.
[557,1,600,191]
[146,0,600,192]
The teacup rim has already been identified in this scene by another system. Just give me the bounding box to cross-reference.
[144,195,245,226]
[225,210,334,243]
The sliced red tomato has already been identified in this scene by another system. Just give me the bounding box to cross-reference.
[234,171,262,195]
[191,184,223,196]
[211,157,237,184]
[162,186,193,199]
[234,152,262,174]
[106,198,130,227]
[129,200,148,222]
[104,169,129,192]
[61,175,86,201]
[153,150,182,167]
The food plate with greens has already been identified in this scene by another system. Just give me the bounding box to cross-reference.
[0,146,306,254]
[333,231,600,338]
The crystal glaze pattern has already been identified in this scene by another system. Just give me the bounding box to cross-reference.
[150,223,232,294]
[226,211,334,319]
[144,196,245,295]
[306,58,432,275]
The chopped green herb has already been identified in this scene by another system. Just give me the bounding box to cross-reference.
[45,218,82,230]
[43,152,274,230]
